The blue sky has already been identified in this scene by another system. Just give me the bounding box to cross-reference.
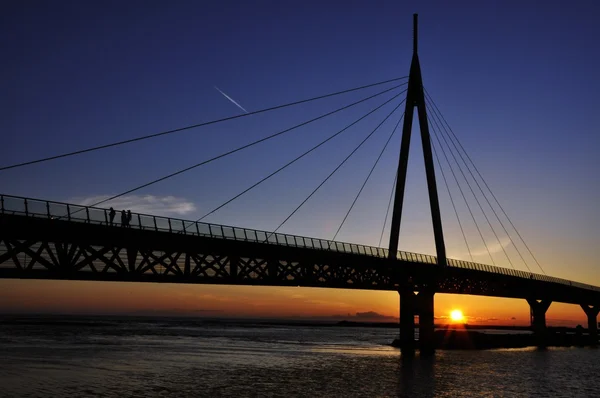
[2,1,599,286]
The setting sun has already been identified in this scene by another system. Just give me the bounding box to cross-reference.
[450,309,465,322]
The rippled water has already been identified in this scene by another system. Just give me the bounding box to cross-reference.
[0,316,598,397]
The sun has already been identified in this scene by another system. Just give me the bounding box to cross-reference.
[450,309,464,323]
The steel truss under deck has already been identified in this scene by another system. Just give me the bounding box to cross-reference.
[1,213,599,306]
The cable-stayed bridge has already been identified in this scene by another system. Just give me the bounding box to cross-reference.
[1,15,598,353]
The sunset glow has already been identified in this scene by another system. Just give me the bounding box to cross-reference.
[0,2,597,332]
[450,309,465,323]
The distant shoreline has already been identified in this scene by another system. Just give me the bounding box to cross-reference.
[0,313,580,332]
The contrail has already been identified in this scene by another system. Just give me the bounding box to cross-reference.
[214,86,249,114]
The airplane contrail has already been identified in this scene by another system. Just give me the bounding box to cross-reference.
[214,86,249,114]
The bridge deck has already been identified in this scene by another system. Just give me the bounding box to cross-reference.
[1,194,599,306]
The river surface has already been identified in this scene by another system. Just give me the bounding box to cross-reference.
[0,316,598,397]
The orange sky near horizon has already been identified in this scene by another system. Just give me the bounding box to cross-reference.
[2,2,599,334]
[0,279,591,327]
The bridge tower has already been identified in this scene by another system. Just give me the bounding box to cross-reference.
[388,14,446,355]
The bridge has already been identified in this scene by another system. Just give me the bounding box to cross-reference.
[1,15,599,353]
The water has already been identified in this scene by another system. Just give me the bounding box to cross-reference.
[0,316,598,397]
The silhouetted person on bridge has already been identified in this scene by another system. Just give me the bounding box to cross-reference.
[127,210,132,228]
[109,207,116,226]
[121,210,127,227]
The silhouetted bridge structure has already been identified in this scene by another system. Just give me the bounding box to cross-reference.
[1,194,599,351]
[1,15,598,353]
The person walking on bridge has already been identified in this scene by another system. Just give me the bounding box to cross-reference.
[109,207,116,226]
[121,210,127,227]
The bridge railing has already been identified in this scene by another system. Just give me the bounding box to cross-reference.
[0,194,415,260]
[0,193,400,257]
[446,258,598,292]
[1,194,597,292]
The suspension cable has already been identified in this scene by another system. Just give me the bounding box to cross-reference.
[428,115,497,265]
[265,98,406,241]
[429,126,473,261]
[330,111,405,243]
[429,111,514,268]
[193,90,408,226]
[428,98,519,270]
[0,77,408,172]
[378,172,397,247]
[424,88,543,274]
[80,84,406,210]
[430,112,515,268]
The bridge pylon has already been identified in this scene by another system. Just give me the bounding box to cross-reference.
[390,13,445,355]
[387,14,446,267]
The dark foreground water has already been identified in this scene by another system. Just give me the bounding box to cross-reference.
[0,316,598,397]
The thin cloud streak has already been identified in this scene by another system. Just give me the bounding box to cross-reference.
[71,194,196,216]
[469,237,512,257]
[448,236,522,268]
[214,86,249,113]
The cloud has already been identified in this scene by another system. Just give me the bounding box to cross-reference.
[125,308,223,315]
[214,86,249,113]
[71,194,196,216]
[332,311,396,321]
[469,237,512,257]
[449,236,515,262]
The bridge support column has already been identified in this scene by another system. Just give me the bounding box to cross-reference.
[526,298,551,346]
[580,304,599,345]
[398,288,436,355]
[398,289,416,353]
[418,290,435,355]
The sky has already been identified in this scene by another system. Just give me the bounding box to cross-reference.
[1,1,599,326]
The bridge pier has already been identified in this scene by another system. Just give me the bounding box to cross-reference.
[418,290,435,355]
[526,298,552,346]
[398,289,416,353]
[580,304,599,345]
[398,288,436,355]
